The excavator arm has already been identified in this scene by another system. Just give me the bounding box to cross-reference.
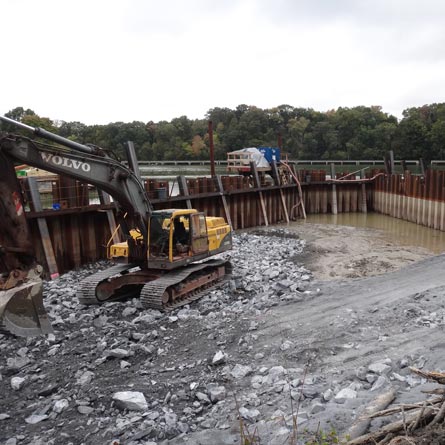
[0,116,153,336]
[0,133,152,240]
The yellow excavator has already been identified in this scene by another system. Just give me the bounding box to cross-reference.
[0,116,232,336]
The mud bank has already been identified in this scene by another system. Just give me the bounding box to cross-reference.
[287,221,434,281]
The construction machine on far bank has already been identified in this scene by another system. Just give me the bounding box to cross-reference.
[0,116,232,337]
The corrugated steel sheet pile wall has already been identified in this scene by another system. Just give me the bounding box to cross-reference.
[18,167,445,276]
[373,170,445,230]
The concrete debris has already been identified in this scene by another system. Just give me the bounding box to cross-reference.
[265,366,286,384]
[230,364,252,379]
[239,406,261,422]
[52,399,69,414]
[207,384,226,403]
[77,405,94,415]
[122,306,137,317]
[10,377,25,391]
[370,376,389,392]
[112,391,148,411]
[280,340,293,351]
[334,388,357,404]
[195,392,211,404]
[1,229,443,445]
[212,350,227,365]
[105,348,133,359]
[25,414,48,424]
[368,361,392,375]
[76,370,95,386]
[6,356,31,371]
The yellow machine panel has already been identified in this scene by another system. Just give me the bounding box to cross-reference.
[108,210,232,268]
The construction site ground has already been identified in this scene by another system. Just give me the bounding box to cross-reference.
[1,218,445,445]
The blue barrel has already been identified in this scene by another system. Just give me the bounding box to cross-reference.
[258,147,281,163]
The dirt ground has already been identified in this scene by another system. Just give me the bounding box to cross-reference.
[287,221,433,281]
[258,221,445,445]
[2,220,445,445]
[166,221,445,444]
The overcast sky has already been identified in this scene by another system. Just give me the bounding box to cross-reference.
[2,0,445,124]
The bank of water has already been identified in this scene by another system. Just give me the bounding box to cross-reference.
[296,213,445,254]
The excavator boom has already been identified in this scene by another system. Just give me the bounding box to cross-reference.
[0,133,152,239]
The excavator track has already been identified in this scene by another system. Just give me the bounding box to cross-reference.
[140,259,232,311]
[77,260,231,309]
[77,263,137,305]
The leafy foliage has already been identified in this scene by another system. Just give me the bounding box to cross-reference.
[303,428,348,445]
[4,103,445,162]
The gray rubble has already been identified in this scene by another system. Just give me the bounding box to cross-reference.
[113,391,148,411]
[1,229,445,444]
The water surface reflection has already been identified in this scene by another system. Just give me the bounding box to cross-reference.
[296,213,445,254]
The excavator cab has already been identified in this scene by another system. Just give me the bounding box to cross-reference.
[108,208,232,269]
[147,209,225,269]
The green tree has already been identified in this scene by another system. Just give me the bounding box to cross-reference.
[5,107,36,122]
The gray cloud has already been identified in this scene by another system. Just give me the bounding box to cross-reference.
[250,0,445,65]
[2,0,444,123]
[121,0,239,34]
[254,0,445,28]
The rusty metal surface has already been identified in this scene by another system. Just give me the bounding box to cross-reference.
[140,259,231,310]
[15,167,445,278]
[0,152,35,273]
[0,269,30,290]
[0,277,52,337]
[0,266,53,337]
[0,152,55,337]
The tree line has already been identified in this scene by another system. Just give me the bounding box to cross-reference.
[2,103,445,162]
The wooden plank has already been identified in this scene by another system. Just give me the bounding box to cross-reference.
[215,175,233,230]
[69,214,82,268]
[279,191,284,222]
[177,175,193,209]
[250,162,269,226]
[27,177,59,280]
[51,218,64,272]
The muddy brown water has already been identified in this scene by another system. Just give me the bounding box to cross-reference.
[295,212,445,254]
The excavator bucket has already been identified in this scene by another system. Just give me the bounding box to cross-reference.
[0,278,53,337]
[0,150,53,337]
